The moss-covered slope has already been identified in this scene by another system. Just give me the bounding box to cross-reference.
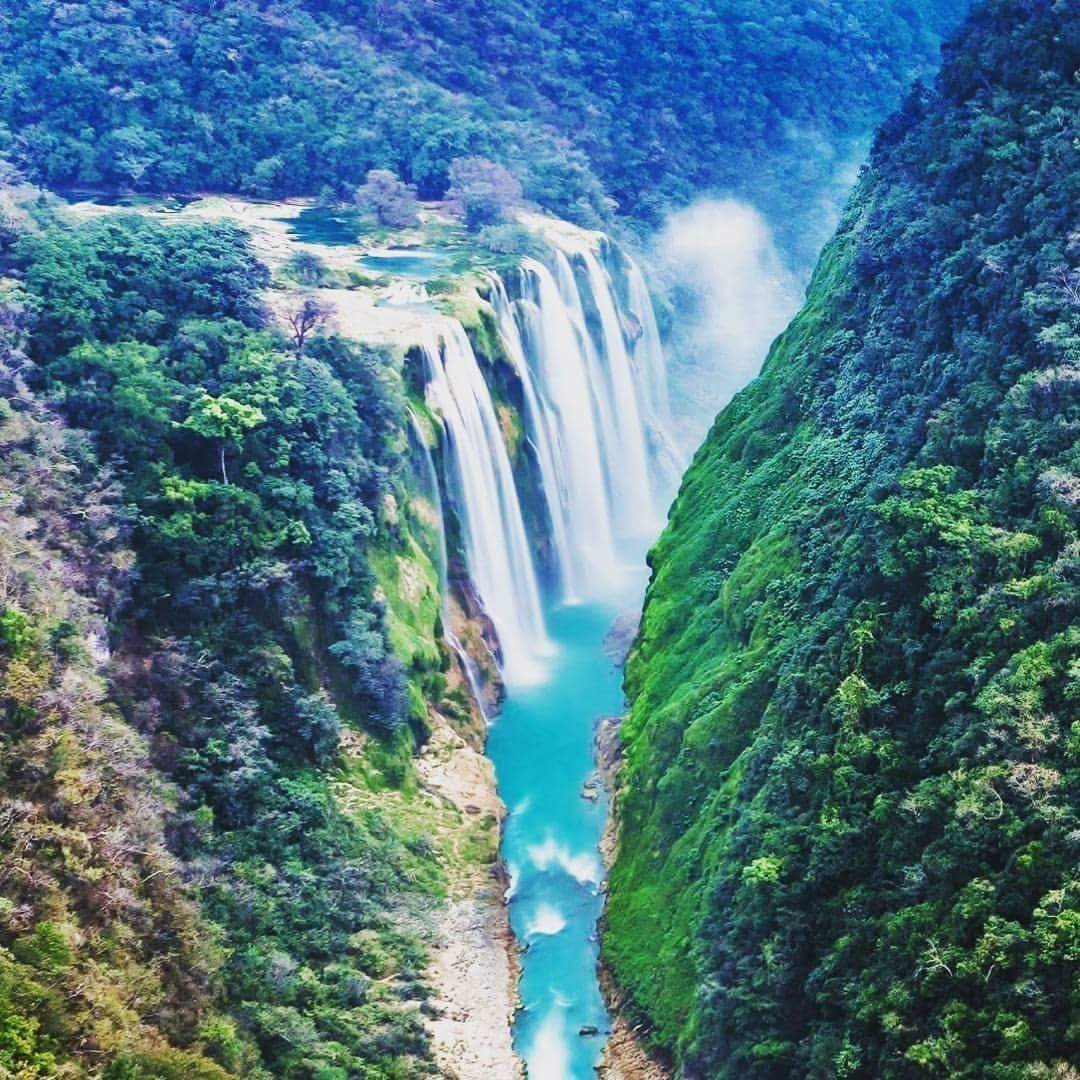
[605,2,1080,1076]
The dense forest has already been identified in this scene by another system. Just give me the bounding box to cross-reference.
[0,0,964,250]
[0,200,456,1077]
[4,0,1077,1078]
[605,0,1080,1075]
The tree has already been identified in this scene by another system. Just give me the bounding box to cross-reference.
[354,169,420,228]
[182,392,265,483]
[285,296,334,353]
[285,250,329,286]
[446,157,523,229]
[329,609,408,731]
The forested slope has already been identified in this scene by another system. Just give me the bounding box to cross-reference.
[0,198,453,1077]
[605,1,1080,1075]
[0,0,964,236]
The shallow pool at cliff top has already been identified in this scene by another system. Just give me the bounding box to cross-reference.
[486,580,645,1079]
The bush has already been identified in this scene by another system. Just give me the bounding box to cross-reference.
[354,169,421,229]
[446,157,523,229]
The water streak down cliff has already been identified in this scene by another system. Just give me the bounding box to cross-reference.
[420,317,553,686]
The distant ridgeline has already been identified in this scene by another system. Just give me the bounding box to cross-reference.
[604,1,1080,1076]
[0,0,964,244]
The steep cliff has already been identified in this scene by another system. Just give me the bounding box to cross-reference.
[604,2,1080,1075]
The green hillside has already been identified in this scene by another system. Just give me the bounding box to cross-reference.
[0,204,452,1078]
[0,0,964,241]
[604,2,1080,1074]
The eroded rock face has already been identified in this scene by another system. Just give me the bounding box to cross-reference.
[427,895,522,1080]
[602,612,641,667]
[445,582,504,720]
[594,1019,672,1080]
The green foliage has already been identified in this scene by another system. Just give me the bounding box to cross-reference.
[374,0,966,247]
[476,224,547,258]
[355,170,422,230]
[0,368,224,1074]
[182,390,266,483]
[0,950,61,1078]
[606,2,1080,1075]
[0,0,963,244]
[446,157,523,230]
[2,208,437,1075]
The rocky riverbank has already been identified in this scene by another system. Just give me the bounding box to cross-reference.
[414,591,521,1080]
[418,710,522,1079]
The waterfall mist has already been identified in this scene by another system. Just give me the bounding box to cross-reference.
[656,198,804,453]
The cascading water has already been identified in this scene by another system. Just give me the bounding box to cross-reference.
[567,245,656,536]
[407,410,490,712]
[625,257,674,430]
[420,230,674,1078]
[419,318,552,686]
[490,237,675,602]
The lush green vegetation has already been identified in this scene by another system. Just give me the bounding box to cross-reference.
[0,341,231,1079]
[0,201,451,1076]
[605,1,1080,1075]
[0,0,963,248]
[367,0,966,250]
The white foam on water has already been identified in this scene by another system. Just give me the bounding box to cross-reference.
[525,1012,572,1080]
[525,902,567,938]
[527,836,603,886]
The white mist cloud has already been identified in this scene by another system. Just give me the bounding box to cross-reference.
[656,199,804,452]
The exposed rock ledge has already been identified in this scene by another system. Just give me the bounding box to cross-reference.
[595,715,672,1080]
[417,714,522,1079]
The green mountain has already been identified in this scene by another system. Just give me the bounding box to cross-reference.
[604,1,1080,1075]
[1,0,963,241]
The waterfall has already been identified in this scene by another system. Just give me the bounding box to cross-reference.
[569,246,655,535]
[490,235,674,601]
[419,318,552,687]
[408,409,490,715]
[490,271,620,600]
